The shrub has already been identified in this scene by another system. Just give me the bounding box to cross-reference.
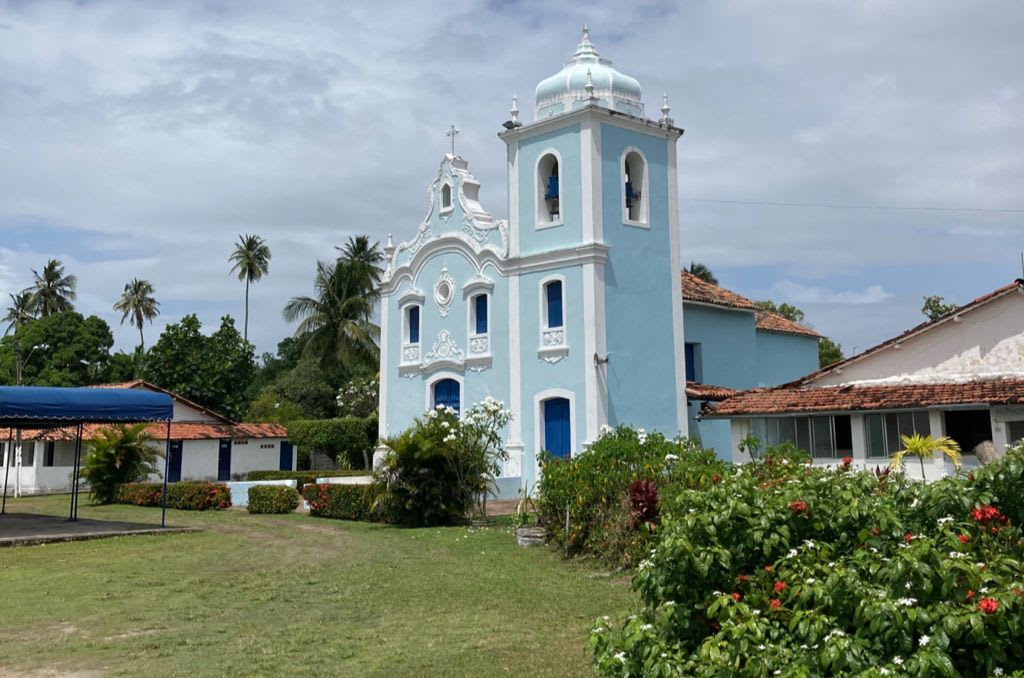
[537,426,727,567]
[302,483,376,521]
[115,481,231,510]
[247,485,299,514]
[287,416,378,469]
[80,424,163,504]
[589,443,1024,677]
[246,469,369,484]
[378,398,512,526]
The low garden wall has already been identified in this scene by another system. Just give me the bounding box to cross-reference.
[224,479,297,507]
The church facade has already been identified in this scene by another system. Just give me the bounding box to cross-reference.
[378,28,687,497]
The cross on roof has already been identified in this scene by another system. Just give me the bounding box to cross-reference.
[445,124,460,156]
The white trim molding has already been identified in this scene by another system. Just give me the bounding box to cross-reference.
[533,388,577,480]
[666,136,688,436]
[620,146,650,228]
[534,148,564,230]
[425,372,465,412]
[538,273,568,364]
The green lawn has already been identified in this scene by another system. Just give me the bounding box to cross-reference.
[0,495,635,677]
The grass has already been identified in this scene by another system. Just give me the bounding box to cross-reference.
[0,495,635,677]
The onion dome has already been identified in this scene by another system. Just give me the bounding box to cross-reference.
[534,25,643,120]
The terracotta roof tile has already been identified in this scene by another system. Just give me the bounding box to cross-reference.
[755,311,821,338]
[710,378,1024,417]
[2,421,288,442]
[686,382,741,401]
[680,271,757,310]
[88,381,233,423]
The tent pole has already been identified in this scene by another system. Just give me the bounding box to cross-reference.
[1,428,13,515]
[70,423,83,521]
[161,420,171,529]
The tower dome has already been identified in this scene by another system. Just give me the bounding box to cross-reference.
[534,26,643,120]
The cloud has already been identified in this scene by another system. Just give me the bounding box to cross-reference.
[0,0,1020,356]
[767,281,893,306]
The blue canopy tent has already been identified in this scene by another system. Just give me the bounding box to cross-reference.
[0,386,175,527]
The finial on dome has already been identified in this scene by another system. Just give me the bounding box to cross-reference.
[510,96,520,125]
[582,23,590,41]
[660,93,673,126]
[585,69,595,99]
[384,233,395,276]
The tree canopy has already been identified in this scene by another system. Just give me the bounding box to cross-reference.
[229,233,271,342]
[754,300,806,323]
[113,278,160,351]
[28,259,77,317]
[687,261,718,285]
[0,312,114,386]
[921,295,958,321]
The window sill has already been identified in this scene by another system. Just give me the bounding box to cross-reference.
[623,219,650,229]
[439,206,454,218]
[536,218,564,231]
[465,355,492,372]
[538,345,569,364]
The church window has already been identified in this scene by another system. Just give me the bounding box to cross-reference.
[441,183,452,211]
[684,342,702,383]
[471,294,489,335]
[536,152,561,226]
[433,378,461,414]
[544,279,564,329]
[623,151,648,224]
[406,305,421,344]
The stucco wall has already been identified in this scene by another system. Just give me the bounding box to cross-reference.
[683,303,758,388]
[755,331,820,387]
[515,124,583,255]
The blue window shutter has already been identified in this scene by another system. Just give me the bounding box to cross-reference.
[546,281,563,328]
[434,379,461,414]
[544,398,571,458]
[409,306,420,343]
[475,295,488,334]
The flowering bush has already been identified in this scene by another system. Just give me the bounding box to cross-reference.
[537,426,727,568]
[302,483,376,521]
[336,375,379,419]
[115,481,231,510]
[589,443,1024,676]
[246,485,300,514]
[377,397,513,526]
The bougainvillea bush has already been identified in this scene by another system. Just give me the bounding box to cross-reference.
[537,426,727,568]
[115,481,231,510]
[590,444,1024,676]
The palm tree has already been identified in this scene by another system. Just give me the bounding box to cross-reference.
[3,291,35,335]
[688,261,718,285]
[29,259,76,316]
[283,259,380,373]
[337,235,384,289]
[892,434,962,481]
[113,278,160,351]
[228,234,271,342]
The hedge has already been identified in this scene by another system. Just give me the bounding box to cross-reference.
[247,485,300,514]
[115,481,232,510]
[286,416,378,469]
[301,483,376,521]
[246,469,370,485]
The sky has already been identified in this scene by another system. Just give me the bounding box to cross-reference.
[0,0,1021,360]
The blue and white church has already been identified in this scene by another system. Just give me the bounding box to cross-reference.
[378,28,688,496]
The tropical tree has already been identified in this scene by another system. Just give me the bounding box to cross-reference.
[283,259,380,374]
[922,295,958,321]
[687,261,718,285]
[338,235,385,289]
[113,278,160,351]
[818,336,844,368]
[228,234,271,342]
[755,299,806,323]
[0,312,114,386]
[80,423,163,504]
[28,259,76,316]
[892,433,962,481]
[2,291,35,335]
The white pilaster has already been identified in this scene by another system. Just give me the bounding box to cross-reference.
[667,136,688,436]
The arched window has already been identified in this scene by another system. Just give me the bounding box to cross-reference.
[406,305,421,344]
[441,183,452,211]
[536,152,561,226]
[433,378,461,413]
[623,151,647,224]
[471,293,488,335]
[544,279,563,329]
[542,397,571,458]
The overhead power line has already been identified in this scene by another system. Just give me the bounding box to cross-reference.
[683,197,1024,214]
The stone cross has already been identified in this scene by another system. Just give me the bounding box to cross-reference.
[446,124,460,155]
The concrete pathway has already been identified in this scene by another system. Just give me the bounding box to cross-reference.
[0,512,198,547]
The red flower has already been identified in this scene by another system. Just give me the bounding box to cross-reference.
[841,456,852,466]
[959,534,969,544]
[904,532,914,543]
[731,592,742,602]
[711,622,720,631]
[712,474,722,484]
[978,597,999,614]
[970,504,1007,525]
[966,590,976,601]
[789,500,808,514]
[774,581,787,593]
[770,599,782,609]
[737,574,749,583]
[759,482,770,491]
[764,565,773,573]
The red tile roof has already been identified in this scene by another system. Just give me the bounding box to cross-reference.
[755,311,821,338]
[686,382,740,401]
[89,380,233,423]
[709,378,1024,417]
[680,271,757,310]
[2,421,288,442]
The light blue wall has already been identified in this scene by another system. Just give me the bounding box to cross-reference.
[516,124,582,255]
[600,123,681,436]
[755,331,819,387]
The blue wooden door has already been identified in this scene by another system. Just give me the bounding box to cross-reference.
[168,440,183,483]
[543,398,571,458]
[433,379,461,414]
[279,441,293,471]
[217,439,232,481]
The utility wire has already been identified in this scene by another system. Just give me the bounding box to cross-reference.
[682,197,1024,214]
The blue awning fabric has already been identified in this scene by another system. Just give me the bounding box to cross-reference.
[0,386,174,427]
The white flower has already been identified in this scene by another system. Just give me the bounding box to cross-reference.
[905,582,913,590]
[880,669,891,676]
[613,651,627,664]
[757,644,766,651]
[803,539,817,549]
[893,656,904,666]
[919,634,930,646]
[806,578,816,584]
[937,515,954,524]
[994,668,1004,676]
[665,453,680,462]
[642,623,653,631]
[663,600,676,607]
[787,548,798,558]
[896,597,917,607]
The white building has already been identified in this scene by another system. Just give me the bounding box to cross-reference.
[0,381,295,495]
[710,279,1024,478]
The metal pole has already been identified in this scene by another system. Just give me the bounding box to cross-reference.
[161,420,171,529]
[69,423,83,521]
[1,428,13,514]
